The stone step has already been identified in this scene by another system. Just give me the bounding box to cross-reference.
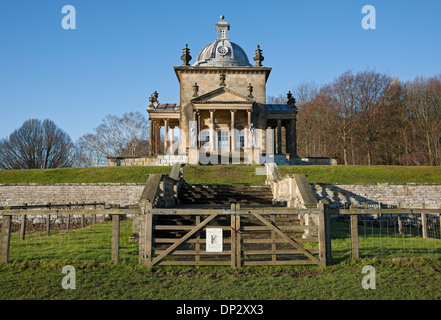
[178,183,275,208]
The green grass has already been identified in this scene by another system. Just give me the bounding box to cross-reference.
[1,165,441,185]
[1,258,441,300]
[2,219,441,300]
[0,166,172,184]
[8,219,138,263]
[278,165,441,184]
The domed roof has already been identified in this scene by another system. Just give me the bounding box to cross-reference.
[192,16,252,67]
[193,39,251,67]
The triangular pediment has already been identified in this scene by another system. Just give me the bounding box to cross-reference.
[191,87,254,104]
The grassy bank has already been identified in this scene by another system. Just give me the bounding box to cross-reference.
[0,166,171,184]
[183,165,441,185]
[279,165,441,184]
[1,258,441,300]
[0,165,441,185]
[2,219,441,300]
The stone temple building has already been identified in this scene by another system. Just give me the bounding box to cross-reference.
[108,16,335,167]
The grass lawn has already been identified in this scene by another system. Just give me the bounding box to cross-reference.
[1,258,441,300]
[2,219,441,300]
[0,166,172,184]
[1,165,440,185]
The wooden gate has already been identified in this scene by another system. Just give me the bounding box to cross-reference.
[139,203,330,267]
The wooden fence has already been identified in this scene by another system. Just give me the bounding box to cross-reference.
[0,203,139,264]
[332,206,441,259]
[138,202,331,267]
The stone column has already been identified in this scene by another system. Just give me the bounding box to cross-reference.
[266,126,274,156]
[230,109,236,152]
[262,118,267,154]
[197,111,201,148]
[246,110,251,149]
[164,118,169,154]
[210,109,216,152]
[289,118,298,158]
[149,119,154,156]
[277,119,282,155]
[155,121,160,155]
[170,126,175,155]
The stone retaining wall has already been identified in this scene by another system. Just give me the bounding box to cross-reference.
[312,183,441,209]
[108,155,188,167]
[1,182,441,210]
[0,184,145,207]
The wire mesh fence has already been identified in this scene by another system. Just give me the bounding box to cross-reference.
[1,214,139,263]
[2,210,441,265]
[330,213,441,261]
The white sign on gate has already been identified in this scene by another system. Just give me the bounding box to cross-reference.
[206,228,223,252]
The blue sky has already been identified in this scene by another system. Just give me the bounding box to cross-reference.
[0,0,440,141]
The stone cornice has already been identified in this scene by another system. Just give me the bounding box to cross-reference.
[174,66,272,83]
[192,101,252,104]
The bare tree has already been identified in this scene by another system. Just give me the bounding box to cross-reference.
[0,119,74,169]
[355,70,393,165]
[403,76,441,166]
[75,111,150,167]
[325,71,360,165]
[295,80,320,105]
[266,94,287,104]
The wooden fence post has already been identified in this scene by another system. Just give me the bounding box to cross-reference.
[421,203,428,239]
[397,201,403,235]
[143,212,153,266]
[235,214,241,267]
[350,213,360,259]
[111,214,120,263]
[20,215,26,240]
[195,215,201,267]
[230,213,235,268]
[46,214,51,236]
[318,200,331,266]
[1,215,12,264]
[66,214,70,232]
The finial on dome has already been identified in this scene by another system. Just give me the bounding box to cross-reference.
[215,15,230,40]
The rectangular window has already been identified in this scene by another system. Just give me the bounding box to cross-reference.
[236,130,245,148]
[201,130,210,147]
[218,131,229,148]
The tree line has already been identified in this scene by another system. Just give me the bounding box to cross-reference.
[0,112,150,169]
[270,69,441,166]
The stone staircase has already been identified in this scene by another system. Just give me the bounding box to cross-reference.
[178,183,276,208]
